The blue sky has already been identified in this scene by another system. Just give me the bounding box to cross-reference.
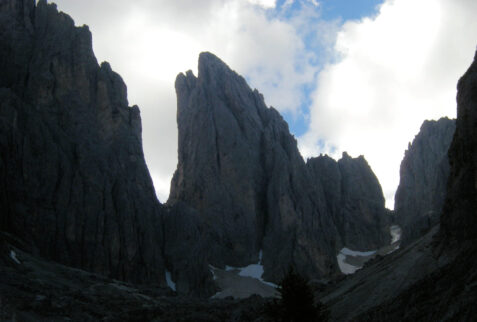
[317,0,383,21]
[53,0,477,207]
[275,0,383,21]
[254,0,385,137]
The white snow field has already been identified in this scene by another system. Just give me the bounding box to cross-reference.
[211,250,278,299]
[165,270,176,291]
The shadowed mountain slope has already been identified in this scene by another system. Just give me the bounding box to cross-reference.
[0,0,165,285]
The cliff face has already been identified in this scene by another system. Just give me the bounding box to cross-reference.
[307,153,390,251]
[439,51,477,247]
[0,0,165,284]
[169,52,339,282]
[394,118,455,245]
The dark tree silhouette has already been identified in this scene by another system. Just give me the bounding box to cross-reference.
[267,267,329,322]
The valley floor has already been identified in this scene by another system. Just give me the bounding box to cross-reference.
[0,234,272,322]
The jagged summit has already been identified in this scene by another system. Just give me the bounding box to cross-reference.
[176,51,266,125]
[198,52,234,80]
[177,52,245,86]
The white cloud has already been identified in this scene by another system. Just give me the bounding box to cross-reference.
[300,0,477,208]
[247,0,276,9]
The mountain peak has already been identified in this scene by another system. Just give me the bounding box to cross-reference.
[196,51,248,90]
[198,52,229,75]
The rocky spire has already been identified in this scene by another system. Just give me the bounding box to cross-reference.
[170,52,339,282]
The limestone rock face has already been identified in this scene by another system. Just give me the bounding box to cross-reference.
[439,51,477,246]
[0,0,165,284]
[307,153,390,251]
[394,118,455,246]
[169,52,338,282]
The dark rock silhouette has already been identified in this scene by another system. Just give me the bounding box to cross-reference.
[0,0,165,285]
[307,152,391,251]
[169,52,339,283]
[439,51,477,247]
[394,118,455,246]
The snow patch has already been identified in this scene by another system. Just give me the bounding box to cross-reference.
[10,250,21,264]
[340,247,376,257]
[239,263,264,279]
[390,225,402,244]
[337,253,359,274]
[225,265,236,272]
[165,270,176,291]
[337,247,377,275]
[223,250,277,287]
[337,226,403,274]
[209,265,218,280]
[210,291,223,299]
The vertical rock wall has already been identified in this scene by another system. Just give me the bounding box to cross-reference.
[307,153,391,251]
[0,0,165,285]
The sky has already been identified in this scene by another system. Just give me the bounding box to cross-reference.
[51,0,477,208]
